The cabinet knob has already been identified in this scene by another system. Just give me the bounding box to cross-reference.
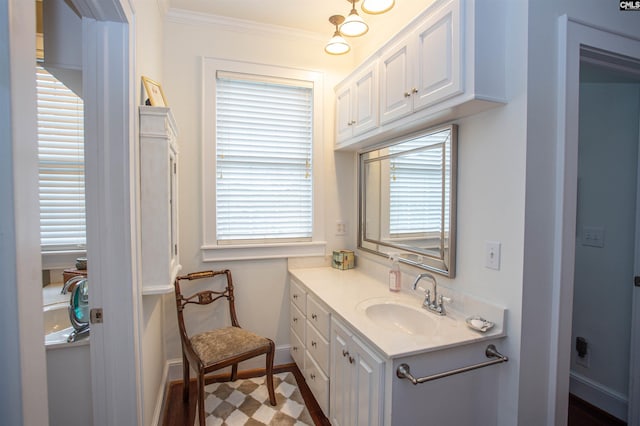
[342,349,349,357]
[293,346,298,352]
[349,356,355,364]
[351,120,356,125]
[293,294,298,299]
[311,341,317,348]
[293,317,298,322]
[310,373,316,380]
[404,91,411,98]
[412,87,418,94]
[311,313,318,320]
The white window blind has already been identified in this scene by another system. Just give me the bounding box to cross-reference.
[36,65,86,250]
[389,132,450,236]
[215,73,313,244]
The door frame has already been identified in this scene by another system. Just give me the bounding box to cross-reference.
[554,16,640,425]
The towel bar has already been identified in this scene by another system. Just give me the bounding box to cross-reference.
[396,344,508,385]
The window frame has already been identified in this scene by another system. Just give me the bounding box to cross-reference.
[36,64,87,268]
[201,58,325,261]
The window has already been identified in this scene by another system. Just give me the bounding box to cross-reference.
[36,65,86,257]
[202,59,325,261]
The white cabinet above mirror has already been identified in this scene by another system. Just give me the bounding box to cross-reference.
[334,0,506,151]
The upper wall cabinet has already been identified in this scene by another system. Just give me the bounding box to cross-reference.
[139,106,181,295]
[335,60,379,145]
[335,0,506,151]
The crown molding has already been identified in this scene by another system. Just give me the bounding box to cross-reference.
[166,8,326,42]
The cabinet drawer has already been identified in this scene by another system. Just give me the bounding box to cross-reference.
[306,295,330,339]
[306,321,330,374]
[290,328,305,370]
[289,278,307,314]
[290,303,305,342]
[305,352,329,416]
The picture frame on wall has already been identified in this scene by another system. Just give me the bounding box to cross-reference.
[142,76,168,107]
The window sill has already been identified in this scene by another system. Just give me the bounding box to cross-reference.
[201,241,327,262]
[42,250,86,270]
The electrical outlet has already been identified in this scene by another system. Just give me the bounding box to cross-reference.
[336,221,346,236]
[485,241,501,270]
[576,350,590,368]
[582,226,605,248]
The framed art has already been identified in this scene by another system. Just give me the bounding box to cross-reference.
[142,76,168,107]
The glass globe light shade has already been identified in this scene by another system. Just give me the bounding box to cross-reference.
[361,0,395,14]
[340,11,369,37]
[325,32,351,55]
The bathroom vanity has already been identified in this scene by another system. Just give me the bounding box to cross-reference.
[288,265,507,426]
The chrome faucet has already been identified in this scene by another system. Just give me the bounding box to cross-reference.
[411,272,446,315]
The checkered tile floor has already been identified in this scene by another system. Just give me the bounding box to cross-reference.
[201,372,313,426]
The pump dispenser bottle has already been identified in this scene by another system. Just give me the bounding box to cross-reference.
[389,254,401,292]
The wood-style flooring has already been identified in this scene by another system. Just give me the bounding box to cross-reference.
[161,363,330,426]
[568,393,626,426]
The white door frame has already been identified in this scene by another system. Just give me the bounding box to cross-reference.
[554,16,640,426]
[71,1,144,425]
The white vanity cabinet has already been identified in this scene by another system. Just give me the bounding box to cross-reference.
[335,60,379,145]
[139,106,181,295]
[330,317,384,426]
[289,277,331,414]
[335,0,506,150]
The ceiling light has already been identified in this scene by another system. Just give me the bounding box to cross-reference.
[325,15,351,55]
[340,0,369,37]
[361,0,395,15]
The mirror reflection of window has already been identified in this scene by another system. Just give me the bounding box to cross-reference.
[359,125,457,277]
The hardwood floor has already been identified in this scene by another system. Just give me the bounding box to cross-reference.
[568,394,626,426]
[161,363,330,426]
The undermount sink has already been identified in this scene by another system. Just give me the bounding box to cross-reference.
[358,299,437,336]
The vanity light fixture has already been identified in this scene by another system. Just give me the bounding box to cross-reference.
[362,0,395,14]
[325,15,351,55]
[340,0,369,37]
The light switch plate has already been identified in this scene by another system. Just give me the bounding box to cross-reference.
[582,226,604,248]
[485,241,501,270]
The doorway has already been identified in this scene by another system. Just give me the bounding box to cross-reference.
[569,54,640,423]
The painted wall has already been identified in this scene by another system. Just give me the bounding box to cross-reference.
[161,9,356,368]
[133,1,168,425]
[162,3,529,426]
[523,1,640,425]
[571,81,640,416]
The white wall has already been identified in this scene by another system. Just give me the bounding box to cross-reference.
[524,1,640,425]
[133,1,168,425]
[571,82,640,412]
[161,10,356,361]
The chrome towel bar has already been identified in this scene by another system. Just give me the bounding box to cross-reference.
[396,344,508,385]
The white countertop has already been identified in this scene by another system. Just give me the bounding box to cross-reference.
[289,266,505,359]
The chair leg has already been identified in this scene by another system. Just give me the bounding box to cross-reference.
[266,341,276,406]
[182,353,190,403]
[231,363,238,382]
[197,371,206,426]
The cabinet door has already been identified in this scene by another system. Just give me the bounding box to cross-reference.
[412,0,462,111]
[352,336,384,426]
[379,39,413,125]
[330,318,353,426]
[335,83,353,144]
[352,63,378,137]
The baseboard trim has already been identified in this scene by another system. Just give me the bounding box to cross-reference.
[151,361,170,426]
[159,344,293,425]
[569,371,627,422]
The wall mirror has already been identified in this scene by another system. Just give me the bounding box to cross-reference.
[358,124,457,277]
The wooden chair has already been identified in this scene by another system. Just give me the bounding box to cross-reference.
[173,270,276,425]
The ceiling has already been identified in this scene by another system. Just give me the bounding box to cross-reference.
[168,0,396,37]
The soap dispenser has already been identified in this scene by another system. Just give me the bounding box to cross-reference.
[389,254,401,292]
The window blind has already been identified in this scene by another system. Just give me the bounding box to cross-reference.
[215,74,313,243]
[36,65,86,250]
[389,132,450,236]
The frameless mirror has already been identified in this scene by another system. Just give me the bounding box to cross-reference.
[358,125,457,277]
